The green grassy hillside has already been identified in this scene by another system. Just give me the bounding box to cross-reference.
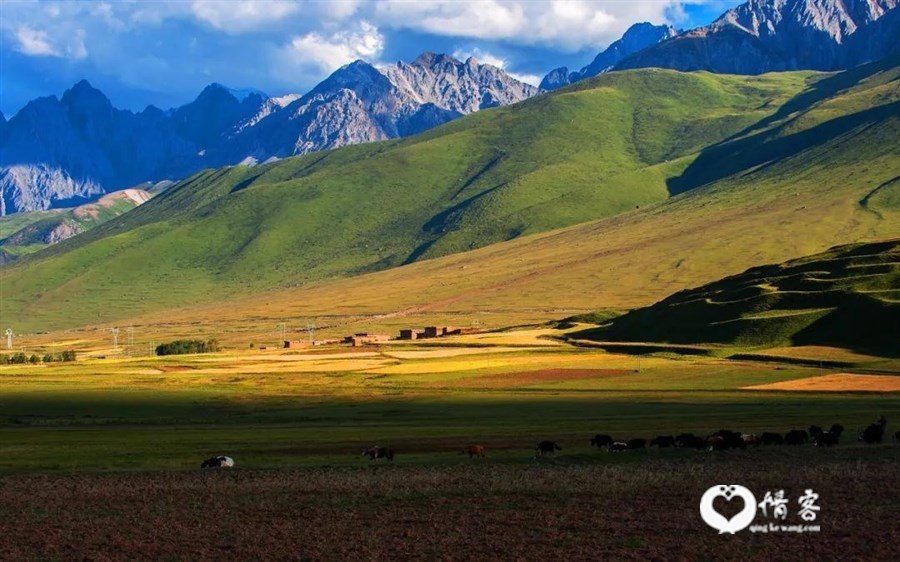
[0,189,151,262]
[2,60,899,334]
[571,240,900,355]
[0,69,813,330]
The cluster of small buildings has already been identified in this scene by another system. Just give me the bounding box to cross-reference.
[397,326,479,340]
[282,325,480,349]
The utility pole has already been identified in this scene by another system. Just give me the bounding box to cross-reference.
[307,321,316,345]
[4,328,12,350]
[277,322,286,344]
[110,327,120,350]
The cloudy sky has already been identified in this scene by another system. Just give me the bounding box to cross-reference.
[0,0,742,116]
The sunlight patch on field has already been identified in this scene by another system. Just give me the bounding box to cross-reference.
[366,352,618,375]
[746,346,888,364]
[438,368,633,389]
[743,373,900,392]
[444,329,566,346]
[382,347,524,359]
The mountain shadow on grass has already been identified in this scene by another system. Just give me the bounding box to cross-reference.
[570,239,900,357]
[668,101,900,195]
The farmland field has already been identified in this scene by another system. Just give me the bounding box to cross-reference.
[2,331,899,471]
[1,329,899,558]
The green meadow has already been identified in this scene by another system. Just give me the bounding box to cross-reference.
[2,336,898,472]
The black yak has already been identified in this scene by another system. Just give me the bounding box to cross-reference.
[859,417,887,444]
[650,435,676,448]
[785,430,809,445]
[677,435,706,450]
[535,441,562,456]
[626,438,647,450]
[760,432,783,445]
[590,434,614,448]
[200,456,234,468]
[362,445,394,461]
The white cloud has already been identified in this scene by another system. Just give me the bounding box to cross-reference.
[452,47,506,69]
[452,48,540,86]
[375,0,717,51]
[506,72,542,87]
[280,21,384,73]
[15,26,59,56]
[191,0,301,33]
[14,25,87,59]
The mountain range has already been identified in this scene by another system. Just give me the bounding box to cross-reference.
[0,54,536,215]
[1,0,898,218]
[542,0,900,89]
[2,54,897,331]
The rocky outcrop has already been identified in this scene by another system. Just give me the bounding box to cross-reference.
[383,52,539,112]
[615,0,899,73]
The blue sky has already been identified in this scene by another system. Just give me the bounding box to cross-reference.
[0,1,742,116]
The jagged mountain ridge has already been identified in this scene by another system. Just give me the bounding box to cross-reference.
[0,55,537,214]
[615,0,900,73]
[540,23,678,90]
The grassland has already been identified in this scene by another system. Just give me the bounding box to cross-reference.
[0,189,151,261]
[2,331,898,558]
[2,330,898,473]
[3,60,894,348]
[0,67,833,331]
[574,239,900,355]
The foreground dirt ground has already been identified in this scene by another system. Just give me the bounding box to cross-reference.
[2,452,898,561]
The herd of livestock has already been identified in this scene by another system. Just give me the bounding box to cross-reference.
[542,415,893,456]
[202,417,895,468]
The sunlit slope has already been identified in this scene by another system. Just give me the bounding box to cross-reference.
[0,69,812,330]
[0,189,151,262]
[117,59,900,335]
[573,240,900,355]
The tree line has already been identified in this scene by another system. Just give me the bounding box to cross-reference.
[0,350,77,364]
[155,339,219,356]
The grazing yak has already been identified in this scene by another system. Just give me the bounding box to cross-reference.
[626,438,647,450]
[760,432,784,445]
[200,456,234,468]
[677,435,707,450]
[809,425,824,439]
[362,445,394,461]
[829,424,845,438]
[650,436,676,448]
[742,434,761,447]
[859,416,887,444]
[706,430,745,450]
[462,445,486,458]
[590,434,614,449]
[813,432,839,447]
[785,430,809,445]
[535,441,562,456]
[609,441,629,452]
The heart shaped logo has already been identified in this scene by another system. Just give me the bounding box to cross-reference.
[700,485,758,534]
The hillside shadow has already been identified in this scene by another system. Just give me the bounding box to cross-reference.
[667,101,899,195]
[667,56,899,195]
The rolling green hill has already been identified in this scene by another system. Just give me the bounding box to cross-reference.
[571,240,900,355]
[1,59,898,333]
[0,189,151,263]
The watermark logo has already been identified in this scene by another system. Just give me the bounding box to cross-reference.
[700,485,758,534]
[700,485,821,534]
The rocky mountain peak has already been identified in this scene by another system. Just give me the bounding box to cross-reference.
[60,80,114,113]
[615,0,899,74]
[382,52,538,114]
[540,22,678,91]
